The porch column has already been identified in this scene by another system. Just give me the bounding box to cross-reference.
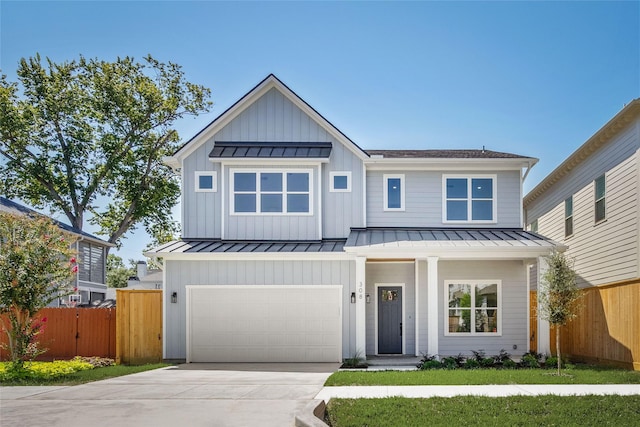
[414,259,421,356]
[427,256,439,356]
[537,256,551,355]
[355,256,367,356]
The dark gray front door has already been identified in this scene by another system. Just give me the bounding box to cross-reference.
[378,286,402,354]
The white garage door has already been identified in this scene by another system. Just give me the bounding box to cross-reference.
[187,285,342,363]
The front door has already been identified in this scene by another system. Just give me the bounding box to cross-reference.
[378,286,402,354]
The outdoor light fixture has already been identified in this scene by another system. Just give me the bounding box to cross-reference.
[366,294,371,304]
[171,292,177,303]
[350,292,356,304]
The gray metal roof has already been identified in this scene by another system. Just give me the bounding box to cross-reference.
[345,228,558,249]
[365,149,532,159]
[209,141,332,158]
[149,239,346,254]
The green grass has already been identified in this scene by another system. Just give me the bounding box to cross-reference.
[325,366,640,386]
[326,395,640,427]
[0,362,169,386]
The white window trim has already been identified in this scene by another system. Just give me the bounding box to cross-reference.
[195,171,217,192]
[229,168,313,216]
[329,171,352,193]
[444,280,502,336]
[442,174,497,224]
[383,174,405,211]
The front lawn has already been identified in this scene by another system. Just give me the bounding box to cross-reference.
[326,366,640,386]
[326,395,640,427]
[0,359,169,386]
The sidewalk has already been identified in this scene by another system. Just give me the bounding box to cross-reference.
[315,384,640,401]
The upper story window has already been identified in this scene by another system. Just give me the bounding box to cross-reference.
[231,169,312,215]
[78,241,105,284]
[446,280,501,335]
[195,171,217,192]
[565,196,574,237]
[383,174,405,211]
[594,174,606,223]
[330,171,351,192]
[443,175,496,223]
[529,219,538,233]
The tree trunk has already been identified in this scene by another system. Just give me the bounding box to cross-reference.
[556,326,561,375]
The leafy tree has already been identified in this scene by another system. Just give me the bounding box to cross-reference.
[0,212,77,369]
[106,254,136,288]
[537,250,581,375]
[0,54,211,249]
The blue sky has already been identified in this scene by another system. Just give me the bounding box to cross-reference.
[1,1,639,263]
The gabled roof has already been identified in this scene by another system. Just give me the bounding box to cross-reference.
[167,74,369,167]
[525,98,640,206]
[0,197,113,247]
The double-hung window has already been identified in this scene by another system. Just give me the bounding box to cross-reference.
[444,176,496,223]
[445,280,501,335]
[231,170,311,214]
[594,174,606,223]
[565,196,573,237]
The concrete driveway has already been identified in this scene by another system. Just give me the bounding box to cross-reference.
[0,363,339,427]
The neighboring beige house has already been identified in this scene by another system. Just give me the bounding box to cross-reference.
[524,99,640,370]
[0,196,114,306]
[106,261,163,300]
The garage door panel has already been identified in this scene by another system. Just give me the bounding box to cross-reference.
[187,285,342,363]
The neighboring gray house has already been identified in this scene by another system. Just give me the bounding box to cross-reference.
[524,99,640,369]
[149,75,559,363]
[0,197,113,305]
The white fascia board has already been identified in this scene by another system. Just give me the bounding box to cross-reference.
[147,251,354,262]
[216,158,328,166]
[364,158,534,171]
[163,156,181,171]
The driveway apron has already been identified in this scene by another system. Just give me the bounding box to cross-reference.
[0,363,339,427]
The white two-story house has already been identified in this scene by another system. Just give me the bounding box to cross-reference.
[150,75,559,363]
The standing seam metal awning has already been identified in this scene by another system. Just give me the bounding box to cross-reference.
[209,141,332,158]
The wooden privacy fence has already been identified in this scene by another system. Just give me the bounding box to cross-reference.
[533,280,640,370]
[116,289,162,365]
[0,307,116,361]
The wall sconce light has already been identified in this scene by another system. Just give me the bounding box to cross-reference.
[350,292,356,304]
[171,292,177,303]
[366,294,371,304]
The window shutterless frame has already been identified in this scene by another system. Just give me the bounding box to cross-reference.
[329,171,352,192]
[194,171,217,192]
[444,280,502,336]
[229,168,313,215]
[594,174,606,223]
[442,175,497,223]
[383,174,405,211]
[564,196,573,237]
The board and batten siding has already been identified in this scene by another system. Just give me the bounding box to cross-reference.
[182,139,222,239]
[365,262,416,355]
[438,260,528,356]
[532,151,639,288]
[322,140,365,238]
[164,259,355,360]
[366,170,522,228]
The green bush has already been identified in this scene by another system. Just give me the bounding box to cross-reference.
[416,353,438,370]
[0,359,94,381]
[544,356,564,369]
[464,359,480,369]
[502,359,517,369]
[520,353,540,368]
[420,360,443,370]
[441,357,459,370]
[480,357,495,368]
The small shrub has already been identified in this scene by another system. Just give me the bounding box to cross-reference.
[416,353,438,370]
[441,357,459,370]
[480,357,495,368]
[493,349,512,364]
[520,353,540,368]
[544,356,565,369]
[470,349,486,362]
[464,359,480,369]
[502,359,517,369]
[420,360,443,370]
[343,350,367,368]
